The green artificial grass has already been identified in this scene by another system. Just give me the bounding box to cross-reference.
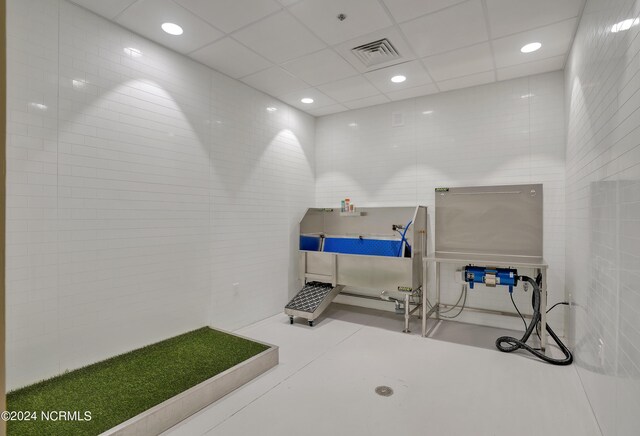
[7,327,269,436]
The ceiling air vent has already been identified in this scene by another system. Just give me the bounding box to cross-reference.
[351,38,401,68]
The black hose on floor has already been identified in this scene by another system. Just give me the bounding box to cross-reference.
[495,275,573,365]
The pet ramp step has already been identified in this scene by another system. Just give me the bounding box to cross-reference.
[284,281,343,326]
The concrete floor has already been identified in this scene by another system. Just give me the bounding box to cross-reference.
[163,304,601,436]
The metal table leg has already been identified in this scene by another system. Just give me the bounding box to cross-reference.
[422,261,428,337]
[539,267,548,351]
[422,260,442,337]
[403,292,411,333]
[436,261,441,320]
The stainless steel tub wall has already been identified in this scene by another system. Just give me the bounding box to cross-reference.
[299,206,427,292]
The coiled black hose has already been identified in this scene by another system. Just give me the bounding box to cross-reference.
[495,275,573,365]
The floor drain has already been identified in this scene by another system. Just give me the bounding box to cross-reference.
[375,386,393,397]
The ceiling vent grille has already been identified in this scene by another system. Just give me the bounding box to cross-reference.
[351,38,401,68]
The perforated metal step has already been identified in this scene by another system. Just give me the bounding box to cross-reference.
[285,282,343,324]
[285,282,334,313]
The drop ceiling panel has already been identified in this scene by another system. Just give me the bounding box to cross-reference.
[282,49,359,86]
[317,75,381,102]
[400,0,489,58]
[289,0,393,45]
[116,0,224,53]
[307,104,348,117]
[175,0,281,34]
[423,42,494,82]
[334,27,416,73]
[382,0,467,24]
[278,88,337,110]
[70,0,138,19]
[385,83,439,101]
[496,55,565,81]
[364,60,432,93]
[343,94,391,109]
[486,0,585,38]
[233,11,326,64]
[492,18,578,68]
[71,0,584,116]
[190,37,272,79]
[437,70,496,92]
[241,66,308,96]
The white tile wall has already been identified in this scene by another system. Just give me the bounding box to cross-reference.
[6,0,60,391]
[565,0,640,435]
[315,72,567,333]
[209,73,315,330]
[56,1,213,375]
[6,0,315,389]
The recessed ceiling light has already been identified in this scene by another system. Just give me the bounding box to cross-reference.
[391,75,406,83]
[72,79,86,88]
[611,18,639,33]
[521,93,534,99]
[266,107,277,112]
[348,122,358,127]
[520,42,541,53]
[123,47,142,57]
[161,22,183,36]
[422,110,433,115]
[301,98,314,104]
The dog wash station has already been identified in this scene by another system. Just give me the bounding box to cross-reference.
[286,206,427,332]
[285,184,572,365]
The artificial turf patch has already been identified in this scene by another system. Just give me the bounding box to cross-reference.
[7,327,269,436]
